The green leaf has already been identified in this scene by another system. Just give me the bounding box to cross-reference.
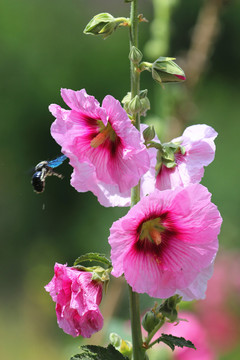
[157,333,196,351]
[74,253,112,268]
[71,344,128,360]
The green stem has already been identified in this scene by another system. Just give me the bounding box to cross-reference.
[128,286,145,360]
[128,1,145,360]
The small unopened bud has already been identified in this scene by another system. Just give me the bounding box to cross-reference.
[142,310,160,333]
[143,126,155,143]
[129,46,143,65]
[152,57,186,84]
[128,95,142,114]
[84,13,128,39]
[122,92,131,105]
[140,96,150,116]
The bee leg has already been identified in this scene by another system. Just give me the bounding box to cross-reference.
[49,170,64,179]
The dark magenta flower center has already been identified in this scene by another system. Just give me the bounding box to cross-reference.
[139,217,165,245]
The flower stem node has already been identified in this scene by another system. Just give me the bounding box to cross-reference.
[152,57,186,84]
[129,46,143,65]
[84,13,129,39]
[109,333,133,359]
[142,310,161,333]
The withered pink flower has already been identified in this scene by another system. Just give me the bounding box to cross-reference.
[109,184,222,300]
[45,263,103,338]
[49,88,150,207]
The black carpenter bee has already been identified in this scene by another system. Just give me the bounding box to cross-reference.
[31,155,67,193]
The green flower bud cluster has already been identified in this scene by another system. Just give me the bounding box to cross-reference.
[84,13,129,39]
[122,90,150,116]
[142,295,182,336]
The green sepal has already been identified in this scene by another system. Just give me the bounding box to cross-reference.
[71,344,129,360]
[72,265,110,286]
[159,142,185,169]
[74,252,112,268]
[139,89,148,99]
[155,334,196,351]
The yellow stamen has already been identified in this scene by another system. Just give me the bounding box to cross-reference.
[91,129,109,148]
[149,229,162,245]
[90,121,116,148]
[139,217,165,246]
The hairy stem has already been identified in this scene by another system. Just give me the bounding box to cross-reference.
[128,1,145,360]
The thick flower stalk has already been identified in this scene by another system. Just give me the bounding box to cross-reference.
[49,88,150,207]
[109,184,222,300]
[45,263,104,338]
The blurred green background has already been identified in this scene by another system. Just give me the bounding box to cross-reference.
[1,0,240,359]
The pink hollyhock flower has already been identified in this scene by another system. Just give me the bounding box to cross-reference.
[163,312,216,360]
[109,184,222,300]
[194,253,240,352]
[45,263,104,338]
[49,88,150,207]
[143,125,217,191]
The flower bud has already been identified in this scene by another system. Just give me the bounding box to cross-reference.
[158,295,182,322]
[122,92,131,114]
[122,91,150,116]
[142,310,160,333]
[128,95,142,115]
[143,125,155,143]
[140,96,150,116]
[129,46,143,65]
[84,13,127,39]
[152,57,186,84]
